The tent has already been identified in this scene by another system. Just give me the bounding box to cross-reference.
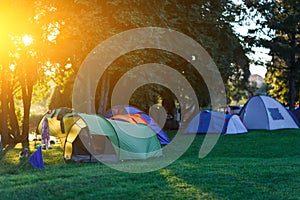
[294,108,300,120]
[225,115,248,134]
[104,105,143,117]
[239,95,299,130]
[104,105,169,145]
[36,108,162,162]
[184,110,247,134]
[291,108,300,125]
[110,114,148,124]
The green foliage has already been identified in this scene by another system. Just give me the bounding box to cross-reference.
[0,1,52,144]
[1,1,252,144]
[242,0,300,107]
[40,0,250,110]
[227,79,249,104]
[0,129,299,199]
[265,56,300,105]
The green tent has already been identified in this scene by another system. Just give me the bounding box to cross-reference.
[36,108,162,162]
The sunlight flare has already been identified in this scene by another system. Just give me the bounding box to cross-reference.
[22,34,33,46]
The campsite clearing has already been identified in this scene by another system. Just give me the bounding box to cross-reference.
[0,129,299,199]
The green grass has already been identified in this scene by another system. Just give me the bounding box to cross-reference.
[0,129,299,200]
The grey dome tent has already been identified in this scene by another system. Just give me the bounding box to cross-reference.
[240,95,299,130]
[36,108,162,162]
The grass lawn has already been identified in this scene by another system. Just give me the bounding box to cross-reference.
[0,129,299,200]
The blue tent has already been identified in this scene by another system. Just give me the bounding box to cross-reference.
[184,110,248,134]
[184,110,227,134]
[104,105,143,118]
[104,105,169,145]
[291,108,300,126]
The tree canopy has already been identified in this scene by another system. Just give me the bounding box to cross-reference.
[47,0,250,112]
[241,0,300,108]
[0,0,250,146]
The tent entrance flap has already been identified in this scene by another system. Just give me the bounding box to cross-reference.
[89,135,118,162]
[64,125,118,162]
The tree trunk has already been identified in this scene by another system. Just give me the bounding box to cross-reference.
[21,84,33,149]
[103,73,110,113]
[7,87,20,140]
[298,90,300,107]
[0,78,10,146]
[97,72,110,115]
[289,33,296,111]
[289,68,295,110]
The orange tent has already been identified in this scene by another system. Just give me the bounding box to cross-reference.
[110,114,148,124]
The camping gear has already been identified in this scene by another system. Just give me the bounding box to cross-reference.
[225,115,248,134]
[19,148,29,159]
[36,109,162,162]
[291,108,300,125]
[30,146,45,168]
[104,105,143,117]
[229,105,242,115]
[104,105,170,145]
[240,95,299,130]
[110,114,147,124]
[184,110,247,134]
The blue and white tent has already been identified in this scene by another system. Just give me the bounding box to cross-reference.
[184,110,247,134]
[240,95,299,130]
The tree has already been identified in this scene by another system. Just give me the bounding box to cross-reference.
[0,1,40,146]
[0,1,55,147]
[45,0,250,112]
[241,0,300,110]
[265,55,300,105]
[0,0,251,147]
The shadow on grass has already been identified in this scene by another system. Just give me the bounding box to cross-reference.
[0,142,66,175]
[0,143,29,175]
[0,129,299,199]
